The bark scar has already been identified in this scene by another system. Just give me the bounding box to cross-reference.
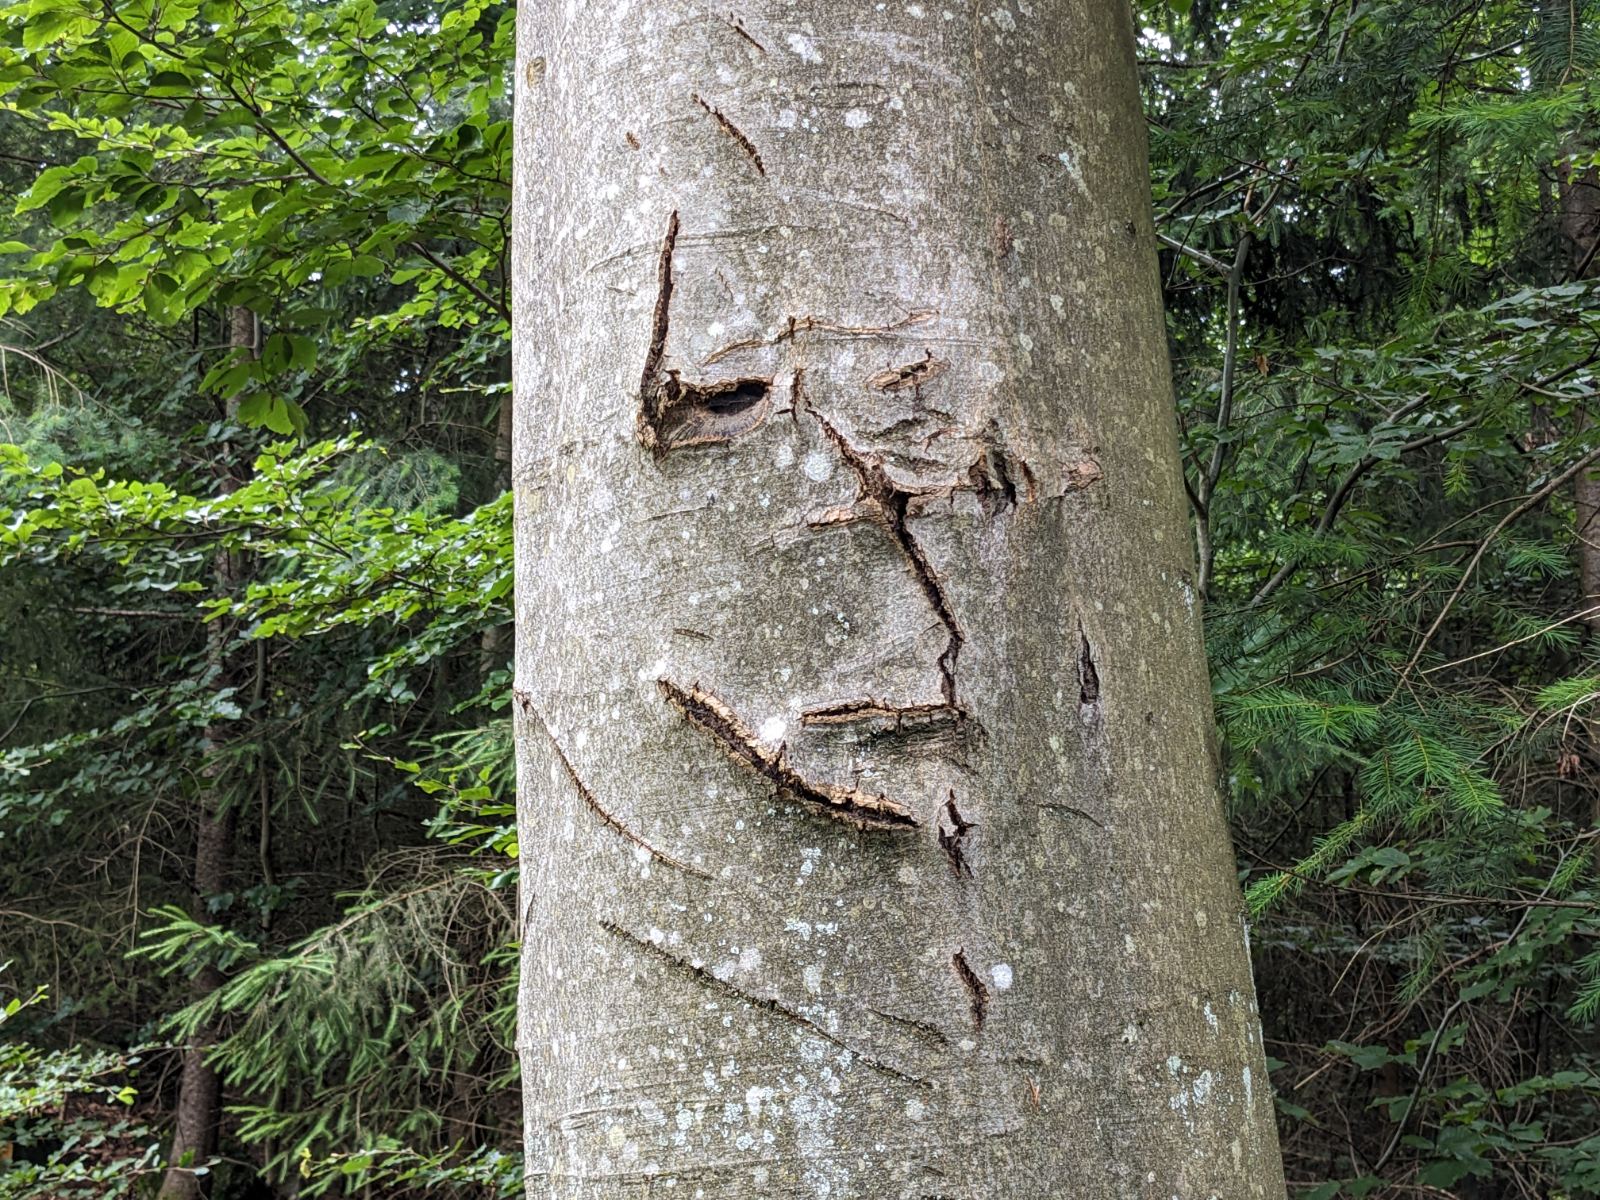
[657,678,919,830]
[693,93,766,174]
[514,687,710,878]
[1077,624,1100,706]
[952,948,989,1030]
[601,918,931,1085]
[636,211,772,454]
[802,403,965,706]
[937,791,975,878]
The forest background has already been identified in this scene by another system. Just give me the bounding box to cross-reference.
[0,0,1597,1196]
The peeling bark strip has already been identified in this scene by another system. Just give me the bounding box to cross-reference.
[692,93,765,174]
[514,688,710,878]
[951,948,989,1030]
[600,918,930,1085]
[801,697,964,731]
[937,792,976,877]
[865,351,948,393]
[657,678,918,829]
[805,406,965,705]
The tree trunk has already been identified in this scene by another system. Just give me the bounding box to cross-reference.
[158,305,254,1200]
[511,4,1285,1197]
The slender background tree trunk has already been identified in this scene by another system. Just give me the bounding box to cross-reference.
[158,305,254,1200]
[512,3,1285,1196]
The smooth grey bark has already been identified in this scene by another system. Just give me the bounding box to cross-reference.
[511,4,1286,1197]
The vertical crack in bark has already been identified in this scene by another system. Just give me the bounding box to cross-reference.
[637,210,679,450]
[1077,624,1100,706]
[692,93,766,174]
[804,404,965,706]
[657,678,919,829]
[937,791,976,878]
[951,948,989,1031]
[514,687,710,878]
[600,918,931,1085]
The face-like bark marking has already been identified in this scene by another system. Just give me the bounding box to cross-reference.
[692,93,766,174]
[952,948,989,1030]
[657,678,919,830]
[601,918,931,1085]
[937,792,975,878]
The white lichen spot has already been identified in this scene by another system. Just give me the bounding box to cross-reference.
[675,1109,693,1131]
[1124,934,1137,955]
[1192,1069,1214,1105]
[633,846,651,865]
[802,448,834,482]
[1203,1001,1218,1031]
[992,6,1016,31]
[738,945,762,972]
[607,1124,626,1149]
[1194,907,1209,930]
[906,2,926,14]
[1242,1065,1253,1108]
[1049,293,1065,315]
[744,1085,772,1120]
[1166,1054,1184,1076]
[1122,1022,1139,1044]
[895,864,917,884]
[648,926,665,945]
[904,1098,926,1121]
[774,442,796,468]
[785,918,813,939]
[1057,148,1086,191]
[800,848,820,876]
[803,963,823,995]
[775,108,799,129]
[759,716,787,745]
[843,108,871,128]
[990,963,1014,991]
[785,32,822,63]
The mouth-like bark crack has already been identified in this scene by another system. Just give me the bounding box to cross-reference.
[802,404,965,706]
[601,918,931,1085]
[801,698,965,732]
[1077,624,1100,706]
[657,678,919,830]
[513,687,709,878]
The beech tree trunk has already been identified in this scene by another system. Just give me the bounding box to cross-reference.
[511,4,1286,1197]
[158,305,253,1200]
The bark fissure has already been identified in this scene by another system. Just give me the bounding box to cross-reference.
[702,309,936,367]
[657,677,919,829]
[600,918,931,1085]
[951,948,989,1031]
[692,93,766,174]
[866,351,948,393]
[805,404,966,705]
[937,792,976,878]
[516,687,711,878]
[1077,625,1100,706]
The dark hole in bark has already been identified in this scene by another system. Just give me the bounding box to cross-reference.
[653,374,772,451]
[1078,630,1100,705]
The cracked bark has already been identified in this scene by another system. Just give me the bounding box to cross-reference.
[513,2,1284,1196]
